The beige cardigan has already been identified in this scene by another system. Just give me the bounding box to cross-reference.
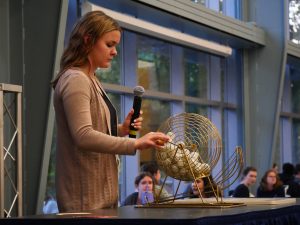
[54,69,136,212]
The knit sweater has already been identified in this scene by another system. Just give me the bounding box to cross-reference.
[54,69,136,212]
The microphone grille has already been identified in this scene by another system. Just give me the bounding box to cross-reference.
[133,86,145,97]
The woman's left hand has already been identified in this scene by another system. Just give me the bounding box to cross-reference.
[121,109,143,136]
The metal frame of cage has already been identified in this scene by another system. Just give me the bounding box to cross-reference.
[138,113,244,208]
[0,83,23,217]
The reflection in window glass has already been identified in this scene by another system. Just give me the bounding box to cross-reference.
[293,119,300,164]
[45,126,57,203]
[281,64,300,173]
[190,0,223,14]
[219,0,223,14]
[191,0,241,19]
[137,35,170,92]
[107,93,121,119]
[291,68,300,113]
[292,80,300,113]
[186,103,208,117]
[221,59,225,102]
[190,0,206,6]
[289,0,300,44]
[184,49,208,98]
[274,120,282,169]
[139,98,171,163]
[95,45,121,84]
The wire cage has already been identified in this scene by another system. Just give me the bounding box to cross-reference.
[138,113,244,208]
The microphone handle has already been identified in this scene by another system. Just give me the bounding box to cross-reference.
[129,95,142,138]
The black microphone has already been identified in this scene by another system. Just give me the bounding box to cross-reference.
[129,86,145,138]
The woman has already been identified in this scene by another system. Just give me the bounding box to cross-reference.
[190,176,221,198]
[122,172,155,206]
[141,162,171,199]
[256,169,285,197]
[232,166,257,197]
[52,11,169,212]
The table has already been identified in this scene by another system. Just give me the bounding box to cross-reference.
[1,198,300,225]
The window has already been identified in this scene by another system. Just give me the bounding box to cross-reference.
[95,44,122,84]
[289,0,300,44]
[186,104,208,116]
[292,120,300,163]
[139,98,171,163]
[191,0,241,19]
[280,63,300,165]
[184,49,208,98]
[137,35,170,93]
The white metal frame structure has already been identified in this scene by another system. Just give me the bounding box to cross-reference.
[82,2,233,57]
[0,83,22,217]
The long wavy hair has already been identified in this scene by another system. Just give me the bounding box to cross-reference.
[51,10,121,88]
[259,169,283,191]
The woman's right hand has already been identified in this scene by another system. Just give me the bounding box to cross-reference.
[134,132,170,150]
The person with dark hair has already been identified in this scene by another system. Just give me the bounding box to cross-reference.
[189,176,222,198]
[256,169,285,197]
[121,172,155,206]
[232,166,257,197]
[280,162,299,197]
[279,162,295,183]
[52,10,170,212]
[141,162,171,199]
[295,164,300,185]
[279,162,300,197]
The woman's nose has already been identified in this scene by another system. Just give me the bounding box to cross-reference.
[112,47,117,56]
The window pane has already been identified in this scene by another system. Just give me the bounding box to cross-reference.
[222,51,242,105]
[221,59,225,102]
[139,98,171,163]
[289,0,300,44]
[293,119,300,164]
[95,45,121,84]
[190,0,239,19]
[291,68,300,113]
[184,49,208,98]
[45,126,57,202]
[190,0,206,6]
[107,93,121,119]
[292,80,300,113]
[186,103,208,117]
[137,35,170,92]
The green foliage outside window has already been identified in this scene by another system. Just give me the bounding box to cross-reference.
[95,45,121,84]
[184,50,207,98]
[137,35,170,92]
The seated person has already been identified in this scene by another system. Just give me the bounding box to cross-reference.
[186,176,222,198]
[256,169,285,197]
[141,161,171,199]
[295,163,300,185]
[121,172,155,206]
[43,195,58,214]
[279,162,300,197]
[232,166,257,197]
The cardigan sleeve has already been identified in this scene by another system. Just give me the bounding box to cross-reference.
[58,72,136,155]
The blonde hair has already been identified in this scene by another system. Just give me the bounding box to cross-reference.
[52,10,121,88]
